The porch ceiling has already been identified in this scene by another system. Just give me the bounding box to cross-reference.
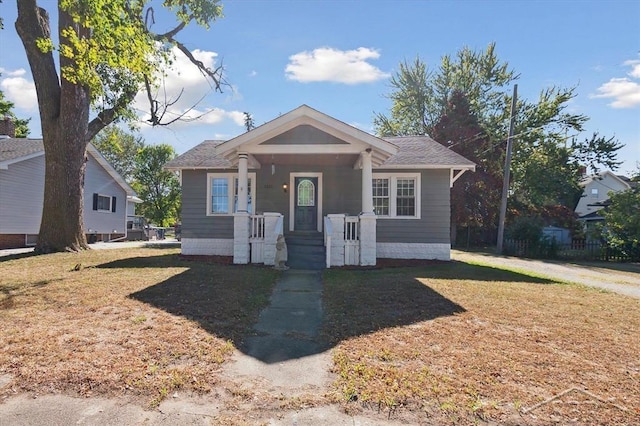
[253,153,359,167]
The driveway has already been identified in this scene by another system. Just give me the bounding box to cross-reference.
[452,250,640,299]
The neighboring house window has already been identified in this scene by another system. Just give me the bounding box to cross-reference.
[371,173,421,219]
[591,188,599,198]
[207,173,256,215]
[93,193,116,213]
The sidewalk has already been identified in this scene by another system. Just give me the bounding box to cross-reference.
[0,239,180,258]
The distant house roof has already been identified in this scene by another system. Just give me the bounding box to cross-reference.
[0,137,137,197]
[0,138,45,165]
[580,170,633,189]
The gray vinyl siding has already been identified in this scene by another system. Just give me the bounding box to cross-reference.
[83,155,127,234]
[181,169,234,239]
[0,155,45,234]
[256,164,361,231]
[181,167,450,244]
[376,169,451,244]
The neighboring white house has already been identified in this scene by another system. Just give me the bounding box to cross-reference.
[574,171,634,221]
[0,134,141,249]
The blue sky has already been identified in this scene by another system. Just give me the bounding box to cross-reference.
[1,0,639,174]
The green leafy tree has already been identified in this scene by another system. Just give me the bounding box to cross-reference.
[92,126,145,183]
[133,144,180,227]
[15,0,223,253]
[375,44,621,243]
[432,91,503,245]
[600,187,640,260]
[0,78,31,137]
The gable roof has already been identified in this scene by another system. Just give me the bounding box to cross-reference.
[580,170,632,190]
[166,107,475,171]
[0,138,136,196]
[215,105,399,166]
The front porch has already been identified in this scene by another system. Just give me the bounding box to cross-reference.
[241,212,374,268]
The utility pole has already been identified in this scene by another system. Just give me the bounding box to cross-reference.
[496,84,518,254]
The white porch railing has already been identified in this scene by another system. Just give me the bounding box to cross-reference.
[344,216,360,265]
[250,213,283,265]
[250,214,265,263]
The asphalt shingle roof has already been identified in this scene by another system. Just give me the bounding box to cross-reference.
[0,138,44,163]
[165,135,475,169]
[380,135,475,167]
[164,140,231,169]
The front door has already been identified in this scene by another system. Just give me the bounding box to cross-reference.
[294,177,318,231]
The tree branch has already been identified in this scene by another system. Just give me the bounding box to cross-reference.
[15,0,61,125]
[86,87,138,141]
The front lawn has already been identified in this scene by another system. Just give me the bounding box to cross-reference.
[0,248,278,406]
[323,262,640,424]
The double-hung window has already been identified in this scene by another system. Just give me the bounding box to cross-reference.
[371,173,420,219]
[92,193,116,213]
[207,173,256,215]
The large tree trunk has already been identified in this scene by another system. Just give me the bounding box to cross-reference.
[16,1,90,253]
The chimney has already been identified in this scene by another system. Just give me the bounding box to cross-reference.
[0,116,16,138]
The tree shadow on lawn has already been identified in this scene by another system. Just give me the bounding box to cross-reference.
[98,255,557,362]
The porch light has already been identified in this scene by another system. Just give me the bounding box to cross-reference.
[282,182,288,193]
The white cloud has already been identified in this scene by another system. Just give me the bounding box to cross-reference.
[249,70,257,77]
[624,59,640,78]
[285,47,390,84]
[592,58,640,108]
[0,68,27,77]
[0,75,38,111]
[134,47,242,127]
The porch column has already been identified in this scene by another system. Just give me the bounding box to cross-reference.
[233,152,250,264]
[361,149,374,214]
[360,149,376,266]
[237,152,249,212]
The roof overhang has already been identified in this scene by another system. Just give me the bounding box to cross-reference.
[215,105,398,167]
[0,151,45,169]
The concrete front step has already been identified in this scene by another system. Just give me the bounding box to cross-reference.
[286,233,325,270]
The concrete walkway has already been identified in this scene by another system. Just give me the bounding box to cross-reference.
[225,269,332,396]
[452,250,640,299]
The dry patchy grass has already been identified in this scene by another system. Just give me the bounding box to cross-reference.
[323,262,640,425]
[0,248,278,406]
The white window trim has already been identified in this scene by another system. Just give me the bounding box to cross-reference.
[206,172,257,216]
[96,193,113,213]
[372,173,421,219]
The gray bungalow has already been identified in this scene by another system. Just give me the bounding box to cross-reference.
[165,105,475,267]
[0,136,140,249]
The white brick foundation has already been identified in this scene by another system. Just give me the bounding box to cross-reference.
[377,243,451,261]
[181,238,234,256]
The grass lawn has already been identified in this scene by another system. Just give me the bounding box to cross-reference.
[0,248,278,407]
[322,262,640,424]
